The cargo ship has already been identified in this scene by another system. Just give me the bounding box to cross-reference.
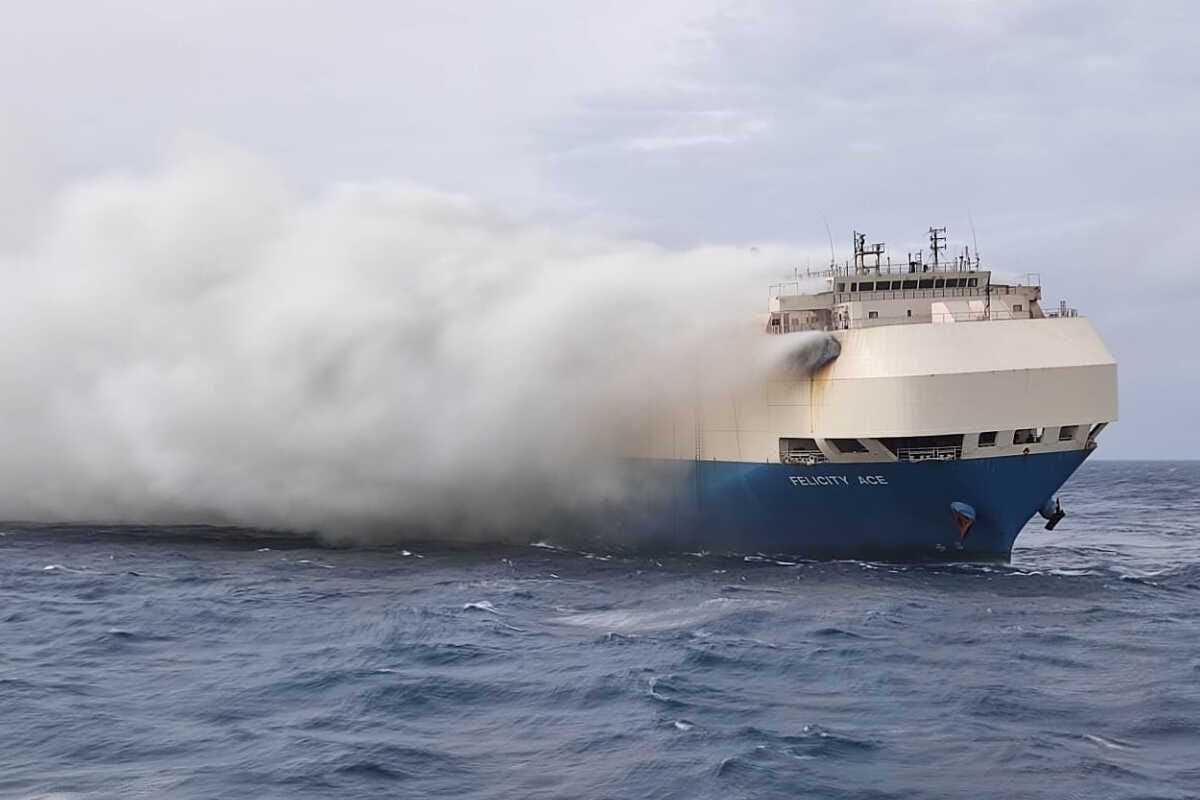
[623,227,1117,560]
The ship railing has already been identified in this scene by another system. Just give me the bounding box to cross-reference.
[772,272,1043,302]
[782,450,828,465]
[769,260,989,293]
[930,311,1001,323]
[896,445,961,463]
[831,309,1032,329]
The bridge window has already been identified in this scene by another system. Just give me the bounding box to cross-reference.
[902,280,917,290]
[978,431,997,447]
[850,282,858,291]
[918,279,934,289]
[868,311,879,319]
[1058,425,1079,441]
[831,438,868,454]
[859,281,874,291]
[934,279,945,288]
[967,278,978,287]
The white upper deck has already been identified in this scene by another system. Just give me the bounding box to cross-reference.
[766,227,1074,333]
[624,226,1116,464]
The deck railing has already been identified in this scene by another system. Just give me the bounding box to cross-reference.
[781,449,828,465]
[896,445,962,462]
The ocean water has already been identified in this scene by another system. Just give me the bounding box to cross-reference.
[2,460,1197,799]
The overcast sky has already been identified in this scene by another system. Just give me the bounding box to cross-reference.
[2,0,1195,458]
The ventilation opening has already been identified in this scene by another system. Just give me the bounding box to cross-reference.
[1058,425,1079,442]
[977,431,997,447]
[830,438,869,454]
[780,438,826,464]
[1013,428,1043,445]
[879,434,963,462]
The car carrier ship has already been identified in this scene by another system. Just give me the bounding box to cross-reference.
[623,227,1118,560]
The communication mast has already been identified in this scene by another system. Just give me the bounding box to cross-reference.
[852,230,885,274]
[929,226,947,270]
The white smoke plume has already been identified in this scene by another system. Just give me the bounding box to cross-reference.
[0,140,831,544]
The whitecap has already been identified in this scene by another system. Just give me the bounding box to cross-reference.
[554,597,780,633]
[463,601,499,614]
[673,720,695,731]
[1083,733,1135,751]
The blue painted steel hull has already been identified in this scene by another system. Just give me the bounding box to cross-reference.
[615,449,1092,561]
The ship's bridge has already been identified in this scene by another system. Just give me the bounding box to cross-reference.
[766,227,1074,333]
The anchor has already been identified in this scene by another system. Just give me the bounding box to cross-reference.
[949,501,976,542]
[1039,497,1066,531]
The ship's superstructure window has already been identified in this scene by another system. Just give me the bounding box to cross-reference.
[902,280,917,290]
[831,438,869,454]
[837,283,845,291]
[1013,428,1043,445]
[978,431,997,447]
[868,311,879,319]
[919,279,933,289]
[879,434,963,461]
[1013,304,1023,312]
[860,282,874,291]
[967,278,978,287]
[906,309,912,317]
[780,438,825,463]
[1058,425,1079,441]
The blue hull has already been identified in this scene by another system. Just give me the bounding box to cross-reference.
[611,449,1092,561]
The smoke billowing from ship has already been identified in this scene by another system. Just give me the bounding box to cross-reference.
[0,141,834,543]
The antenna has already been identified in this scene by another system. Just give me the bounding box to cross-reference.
[852,230,885,274]
[907,250,923,274]
[929,226,946,270]
[823,217,836,268]
[967,209,980,268]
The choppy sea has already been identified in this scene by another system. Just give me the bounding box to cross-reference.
[2,460,1197,799]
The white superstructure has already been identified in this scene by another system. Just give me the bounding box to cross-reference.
[636,227,1118,468]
